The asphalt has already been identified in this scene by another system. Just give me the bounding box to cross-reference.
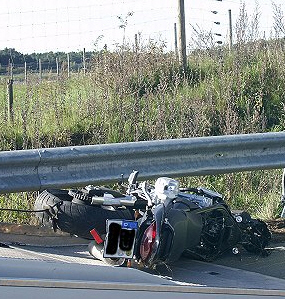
[0,223,285,291]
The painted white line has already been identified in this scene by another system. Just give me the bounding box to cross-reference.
[0,278,284,296]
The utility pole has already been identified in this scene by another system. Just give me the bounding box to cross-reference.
[177,0,187,71]
[228,9,233,52]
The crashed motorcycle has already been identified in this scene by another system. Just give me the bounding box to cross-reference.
[34,171,271,268]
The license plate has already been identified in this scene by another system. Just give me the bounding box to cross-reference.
[103,219,138,259]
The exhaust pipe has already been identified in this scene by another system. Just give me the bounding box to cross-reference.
[88,241,126,266]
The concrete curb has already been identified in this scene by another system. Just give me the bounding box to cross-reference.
[1,278,285,296]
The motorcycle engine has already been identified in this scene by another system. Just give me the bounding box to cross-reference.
[200,209,228,252]
[204,214,224,240]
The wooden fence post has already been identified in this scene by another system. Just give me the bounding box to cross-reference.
[228,9,233,52]
[56,57,59,78]
[67,53,70,78]
[177,0,187,71]
[82,48,86,75]
[39,58,42,80]
[174,22,178,59]
[24,61,27,83]
[7,79,14,122]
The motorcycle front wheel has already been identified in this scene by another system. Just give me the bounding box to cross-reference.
[242,219,271,255]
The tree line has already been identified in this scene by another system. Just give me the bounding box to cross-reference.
[0,48,93,74]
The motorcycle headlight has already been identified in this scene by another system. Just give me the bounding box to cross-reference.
[154,177,179,201]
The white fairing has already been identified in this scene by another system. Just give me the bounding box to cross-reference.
[154,177,179,202]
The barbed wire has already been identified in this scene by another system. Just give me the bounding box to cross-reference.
[0,0,284,53]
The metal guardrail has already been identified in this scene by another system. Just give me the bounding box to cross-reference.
[1,132,285,194]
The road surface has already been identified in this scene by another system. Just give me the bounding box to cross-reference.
[0,224,284,298]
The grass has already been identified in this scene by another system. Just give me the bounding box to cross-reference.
[0,192,39,225]
[181,169,283,220]
[1,36,285,223]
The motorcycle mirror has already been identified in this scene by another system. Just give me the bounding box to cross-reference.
[117,173,124,186]
[128,170,139,185]
[197,187,223,199]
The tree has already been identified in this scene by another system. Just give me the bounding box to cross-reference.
[0,48,25,65]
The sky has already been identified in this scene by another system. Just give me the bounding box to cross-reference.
[1,0,285,54]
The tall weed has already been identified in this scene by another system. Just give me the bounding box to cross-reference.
[1,2,285,222]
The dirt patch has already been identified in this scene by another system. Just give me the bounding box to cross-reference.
[0,222,68,236]
[0,219,284,245]
[266,218,285,243]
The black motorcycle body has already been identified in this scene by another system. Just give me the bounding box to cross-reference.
[34,172,271,269]
[125,190,269,268]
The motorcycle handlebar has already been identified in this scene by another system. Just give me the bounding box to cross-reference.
[179,187,199,193]
[90,195,138,206]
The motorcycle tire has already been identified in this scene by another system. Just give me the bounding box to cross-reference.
[242,219,271,255]
[34,189,134,240]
